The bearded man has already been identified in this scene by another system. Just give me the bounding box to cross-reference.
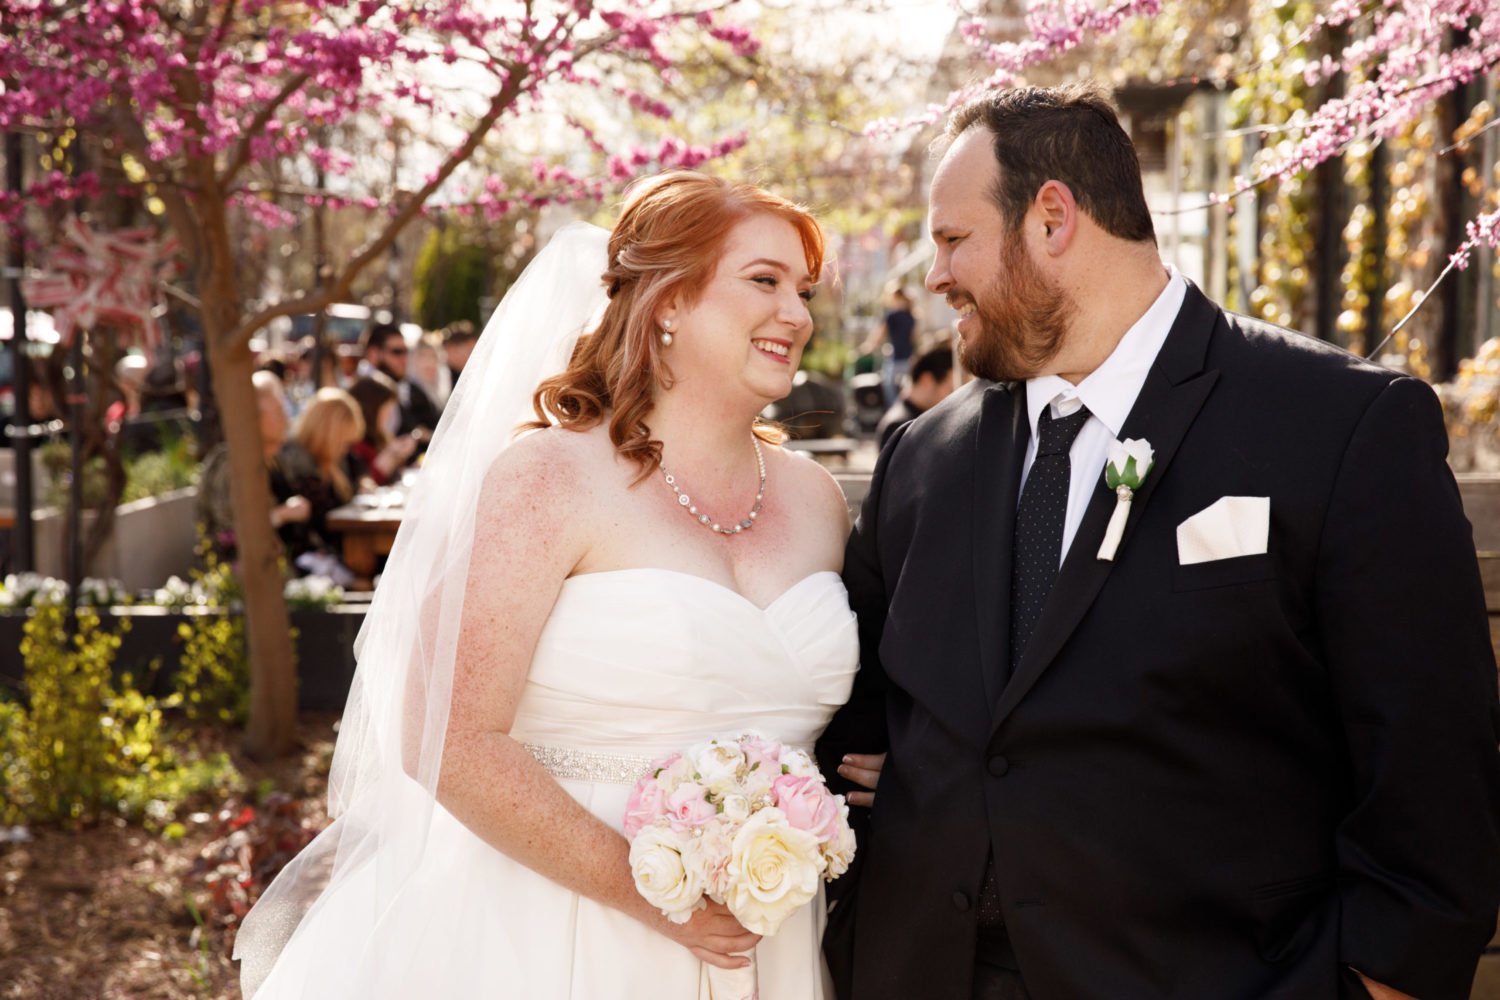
[816,83,1500,1000]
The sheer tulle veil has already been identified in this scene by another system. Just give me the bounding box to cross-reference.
[234,223,611,996]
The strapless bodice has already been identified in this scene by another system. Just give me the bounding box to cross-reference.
[510,568,859,759]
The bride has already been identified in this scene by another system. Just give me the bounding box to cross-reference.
[235,172,859,998]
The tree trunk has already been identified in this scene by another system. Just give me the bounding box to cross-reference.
[197,195,299,760]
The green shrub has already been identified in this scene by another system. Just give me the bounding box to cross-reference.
[171,544,251,725]
[0,604,238,829]
[121,430,199,503]
[175,611,250,726]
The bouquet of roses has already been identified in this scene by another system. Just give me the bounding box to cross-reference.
[623,732,857,1000]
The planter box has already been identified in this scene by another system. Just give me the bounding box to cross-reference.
[29,487,199,593]
[0,603,365,712]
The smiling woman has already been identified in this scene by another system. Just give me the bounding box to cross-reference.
[530,171,824,481]
[237,173,858,1000]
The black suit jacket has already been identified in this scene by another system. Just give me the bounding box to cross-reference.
[817,286,1500,1000]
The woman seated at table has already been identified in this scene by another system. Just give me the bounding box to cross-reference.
[346,373,420,487]
[276,387,365,564]
[199,371,310,559]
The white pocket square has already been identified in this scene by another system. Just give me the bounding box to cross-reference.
[1176,496,1269,565]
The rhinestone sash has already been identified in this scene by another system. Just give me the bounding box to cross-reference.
[523,743,655,785]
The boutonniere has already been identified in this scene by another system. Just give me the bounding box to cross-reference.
[1097,438,1155,561]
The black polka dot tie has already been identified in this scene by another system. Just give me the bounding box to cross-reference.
[1008,402,1091,680]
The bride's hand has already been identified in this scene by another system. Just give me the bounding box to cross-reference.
[661,900,761,970]
[838,752,886,808]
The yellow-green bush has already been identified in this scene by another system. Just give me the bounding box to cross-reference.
[171,544,252,725]
[0,604,238,829]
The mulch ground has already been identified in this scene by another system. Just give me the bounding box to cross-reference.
[0,715,338,1000]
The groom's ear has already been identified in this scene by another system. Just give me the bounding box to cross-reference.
[1032,180,1077,256]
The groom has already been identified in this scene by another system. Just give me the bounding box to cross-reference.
[817,84,1500,1000]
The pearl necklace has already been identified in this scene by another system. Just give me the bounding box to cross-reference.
[659,437,766,535]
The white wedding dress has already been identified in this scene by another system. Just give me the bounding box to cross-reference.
[252,566,859,999]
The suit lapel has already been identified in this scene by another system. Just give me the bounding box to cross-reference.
[973,382,1029,708]
[990,285,1227,731]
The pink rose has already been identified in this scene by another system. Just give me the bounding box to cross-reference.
[665,782,717,829]
[624,778,668,838]
[739,733,782,772]
[771,774,841,842]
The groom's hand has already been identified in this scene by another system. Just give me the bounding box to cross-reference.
[838,753,886,807]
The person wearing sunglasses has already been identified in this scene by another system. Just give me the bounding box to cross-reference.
[361,320,441,447]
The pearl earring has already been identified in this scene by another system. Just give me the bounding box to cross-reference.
[660,319,674,347]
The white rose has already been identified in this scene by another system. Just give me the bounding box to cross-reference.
[778,748,820,779]
[629,825,706,924]
[721,793,752,823]
[1107,437,1155,482]
[822,807,857,880]
[695,741,748,796]
[724,807,823,936]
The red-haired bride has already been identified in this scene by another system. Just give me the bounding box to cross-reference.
[236,173,858,998]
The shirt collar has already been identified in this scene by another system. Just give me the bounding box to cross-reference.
[1025,266,1187,440]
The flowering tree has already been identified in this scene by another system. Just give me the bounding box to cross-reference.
[0,0,759,758]
[911,0,1500,359]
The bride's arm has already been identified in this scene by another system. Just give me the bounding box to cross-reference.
[434,432,756,969]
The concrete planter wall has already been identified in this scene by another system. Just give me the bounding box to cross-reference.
[30,487,199,593]
[0,603,365,712]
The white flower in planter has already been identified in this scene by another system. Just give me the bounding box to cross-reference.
[78,577,125,607]
[284,574,344,609]
[153,576,194,608]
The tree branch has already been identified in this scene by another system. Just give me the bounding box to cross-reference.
[228,67,530,347]
[219,70,313,188]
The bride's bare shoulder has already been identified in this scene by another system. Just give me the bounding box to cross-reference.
[480,423,619,504]
[767,442,852,533]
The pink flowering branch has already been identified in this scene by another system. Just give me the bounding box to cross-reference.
[1366,206,1500,358]
[864,0,1164,138]
[220,71,314,187]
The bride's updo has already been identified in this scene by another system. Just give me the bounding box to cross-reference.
[529,171,825,479]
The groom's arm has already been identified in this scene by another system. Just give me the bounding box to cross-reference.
[1316,376,1500,1000]
[817,423,910,804]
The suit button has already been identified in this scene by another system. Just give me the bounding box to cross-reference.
[952,891,971,912]
[987,755,1010,777]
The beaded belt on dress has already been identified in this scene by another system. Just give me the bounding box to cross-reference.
[523,743,655,784]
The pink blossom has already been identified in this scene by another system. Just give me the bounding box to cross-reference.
[738,733,781,772]
[771,774,841,843]
[623,777,668,838]
[665,782,717,830]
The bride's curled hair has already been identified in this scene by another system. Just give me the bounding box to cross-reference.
[529,171,825,478]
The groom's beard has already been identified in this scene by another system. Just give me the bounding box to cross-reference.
[958,236,1074,383]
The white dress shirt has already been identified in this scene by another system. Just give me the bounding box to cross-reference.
[1020,267,1187,564]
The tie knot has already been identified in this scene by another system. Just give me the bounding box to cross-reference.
[1036,404,1090,457]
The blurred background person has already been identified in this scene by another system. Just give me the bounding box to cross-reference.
[277,386,364,568]
[409,331,451,411]
[441,320,477,387]
[106,353,149,437]
[197,370,310,559]
[1,357,62,449]
[347,372,419,486]
[862,285,917,406]
[877,344,956,448]
[360,320,440,438]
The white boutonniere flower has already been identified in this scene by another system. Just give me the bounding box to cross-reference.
[1097,438,1154,561]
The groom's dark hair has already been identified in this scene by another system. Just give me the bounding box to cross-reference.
[946,83,1156,245]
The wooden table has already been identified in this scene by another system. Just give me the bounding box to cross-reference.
[326,501,403,589]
